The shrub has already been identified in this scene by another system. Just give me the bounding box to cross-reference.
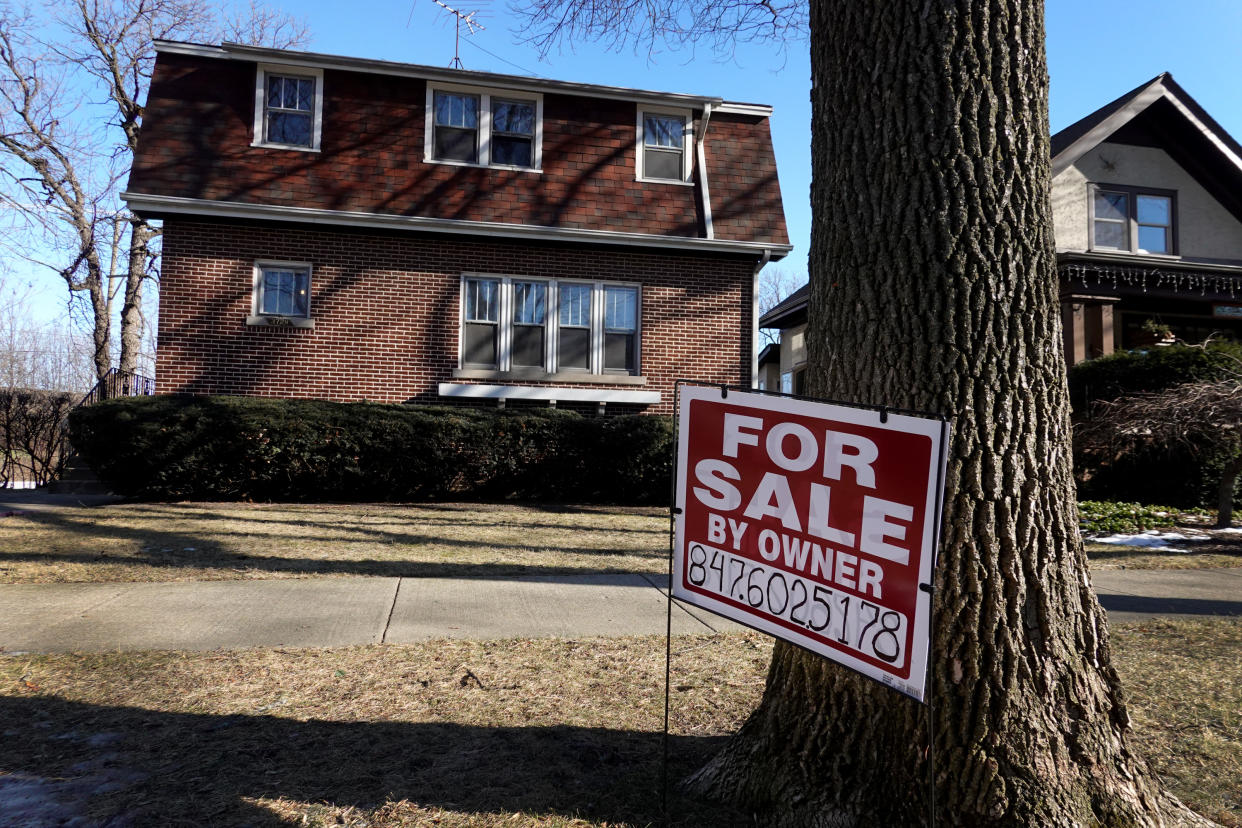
[1067,340,1242,412]
[0,388,75,486]
[1077,500,1180,535]
[1070,343,1242,509]
[68,395,674,504]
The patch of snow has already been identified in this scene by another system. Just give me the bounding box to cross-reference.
[1216,527,1242,534]
[1090,530,1211,552]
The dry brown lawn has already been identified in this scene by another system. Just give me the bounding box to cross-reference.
[4,501,1237,587]
[1,620,1238,826]
[1086,540,1242,570]
[0,502,668,584]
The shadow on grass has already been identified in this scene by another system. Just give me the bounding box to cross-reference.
[0,694,748,826]
[2,504,669,581]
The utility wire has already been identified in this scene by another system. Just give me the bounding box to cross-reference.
[460,37,546,78]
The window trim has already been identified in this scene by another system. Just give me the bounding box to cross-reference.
[636,105,693,185]
[424,82,543,172]
[252,64,324,152]
[456,274,641,377]
[247,259,315,329]
[1088,183,1178,256]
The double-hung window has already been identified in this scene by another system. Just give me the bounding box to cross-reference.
[511,281,547,368]
[433,91,481,163]
[1091,185,1176,255]
[253,65,323,151]
[491,99,536,167]
[426,85,542,170]
[638,108,691,182]
[557,283,592,370]
[459,276,640,375]
[603,285,638,372]
[463,277,501,366]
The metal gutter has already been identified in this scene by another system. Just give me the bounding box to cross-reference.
[696,103,715,240]
[122,192,794,258]
[752,248,772,388]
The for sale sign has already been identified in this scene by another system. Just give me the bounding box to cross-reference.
[673,385,949,701]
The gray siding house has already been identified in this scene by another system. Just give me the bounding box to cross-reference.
[761,74,1242,376]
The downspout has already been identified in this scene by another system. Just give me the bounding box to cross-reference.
[696,102,714,239]
[752,248,771,388]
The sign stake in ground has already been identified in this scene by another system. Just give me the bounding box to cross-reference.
[671,383,950,702]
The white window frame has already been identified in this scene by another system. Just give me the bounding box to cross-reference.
[457,275,641,376]
[636,105,693,185]
[425,83,543,172]
[252,64,324,152]
[248,259,315,329]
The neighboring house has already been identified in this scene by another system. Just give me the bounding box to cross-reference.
[757,284,808,394]
[760,74,1242,372]
[1053,73,1242,364]
[123,41,790,415]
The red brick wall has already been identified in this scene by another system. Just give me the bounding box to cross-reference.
[155,219,757,415]
[128,52,789,247]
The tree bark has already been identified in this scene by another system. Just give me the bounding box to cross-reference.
[1214,453,1242,528]
[118,216,157,376]
[687,1,1210,824]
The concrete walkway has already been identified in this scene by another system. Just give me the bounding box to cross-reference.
[0,567,1237,654]
[0,573,747,653]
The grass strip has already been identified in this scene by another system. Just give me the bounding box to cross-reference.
[2,620,1238,826]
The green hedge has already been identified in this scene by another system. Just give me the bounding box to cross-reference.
[1068,340,1242,412]
[1070,342,1242,509]
[68,396,673,504]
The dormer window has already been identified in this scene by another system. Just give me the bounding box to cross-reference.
[253,64,323,152]
[637,108,692,183]
[491,99,536,167]
[1091,185,1175,255]
[425,84,542,171]
[433,91,480,163]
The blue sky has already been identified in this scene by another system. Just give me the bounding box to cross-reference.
[283,0,1242,284]
[16,0,1242,321]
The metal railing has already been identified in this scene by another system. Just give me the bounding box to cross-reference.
[79,368,156,407]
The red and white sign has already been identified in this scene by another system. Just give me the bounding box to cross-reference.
[673,385,949,701]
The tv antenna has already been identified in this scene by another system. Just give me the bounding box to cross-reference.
[430,0,486,69]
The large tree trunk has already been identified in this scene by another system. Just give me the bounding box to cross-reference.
[84,258,111,383]
[118,216,157,376]
[687,1,1209,824]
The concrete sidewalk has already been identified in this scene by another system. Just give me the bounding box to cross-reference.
[0,573,745,653]
[0,567,1237,654]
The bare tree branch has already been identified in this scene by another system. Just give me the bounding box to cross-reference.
[508,0,807,59]
[0,0,310,382]
[1078,377,1242,526]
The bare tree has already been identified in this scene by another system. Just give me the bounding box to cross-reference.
[1079,379,1242,527]
[515,1,1204,824]
[756,264,805,346]
[0,0,308,383]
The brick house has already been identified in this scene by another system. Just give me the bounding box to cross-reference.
[123,41,791,415]
[760,74,1242,380]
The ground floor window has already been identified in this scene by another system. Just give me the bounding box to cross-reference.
[460,275,640,375]
[254,261,311,318]
[780,368,806,395]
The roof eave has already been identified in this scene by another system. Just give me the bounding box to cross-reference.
[122,192,792,259]
[153,40,766,111]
